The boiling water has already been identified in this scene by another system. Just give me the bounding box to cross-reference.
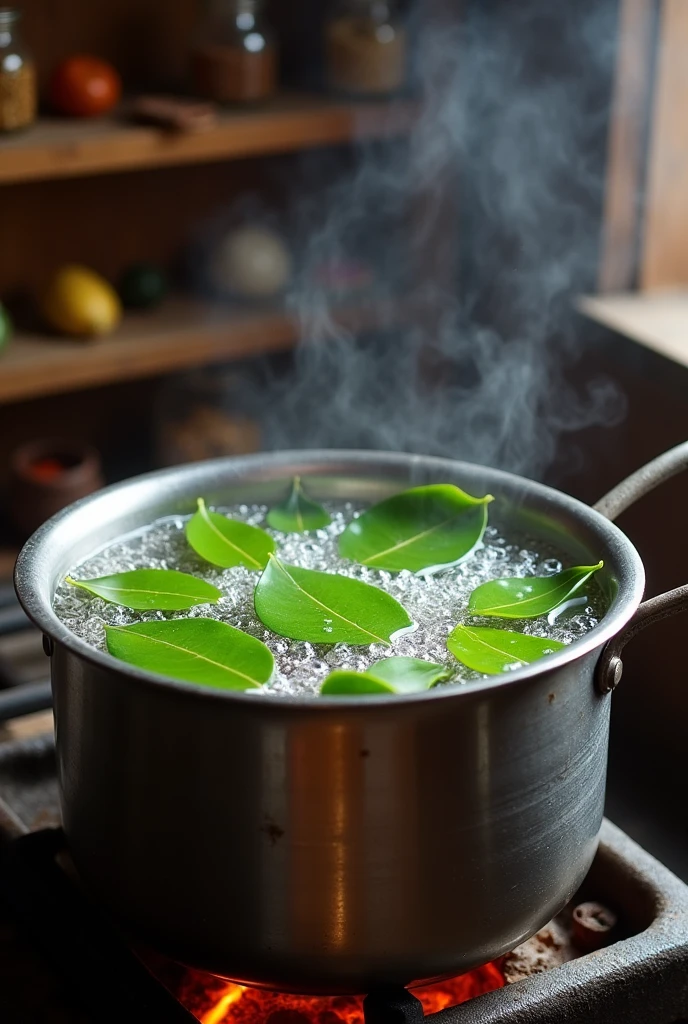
[53,503,604,697]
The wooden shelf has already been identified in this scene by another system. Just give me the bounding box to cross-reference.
[579,291,688,368]
[0,297,388,405]
[0,94,417,185]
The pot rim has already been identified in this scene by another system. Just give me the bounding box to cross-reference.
[14,449,646,709]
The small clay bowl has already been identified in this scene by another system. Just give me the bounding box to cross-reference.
[8,438,105,539]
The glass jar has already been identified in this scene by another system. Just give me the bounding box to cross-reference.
[191,0,278,105]
[0,7,37,132]
[326,0,407,97]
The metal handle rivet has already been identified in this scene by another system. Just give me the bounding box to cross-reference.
[600,656,623,694]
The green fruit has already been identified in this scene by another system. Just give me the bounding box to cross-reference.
[118,263,168,310]
[0,304,13,353]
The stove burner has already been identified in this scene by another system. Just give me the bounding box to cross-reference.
[1,819,688,1024]
[0,828,503,1024]
[363,988,424,1024]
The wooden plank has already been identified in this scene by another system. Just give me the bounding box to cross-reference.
[579,291,688,366]
[0,96,417,185]
[0,300,297,403]
[640,0,688,289]
[0,298,389,405]
[598,0,656,293]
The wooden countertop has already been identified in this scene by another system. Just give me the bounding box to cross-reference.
[579,291,688,368]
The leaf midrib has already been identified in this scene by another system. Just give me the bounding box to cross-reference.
[271,558,390,645]
[453,625,527,666]
[361,506,484,566]
[107,624,260,687]
[73,580,215,601]
[477,577,574,615]
[199,499,262,569]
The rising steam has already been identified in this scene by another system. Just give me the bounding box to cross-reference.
[254,1,625,479]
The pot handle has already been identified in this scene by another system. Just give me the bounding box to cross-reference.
[593,439,688,693]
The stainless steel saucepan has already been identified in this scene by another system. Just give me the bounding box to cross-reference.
[14,444,688,994]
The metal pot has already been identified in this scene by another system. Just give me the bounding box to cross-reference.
[14,445,688,995]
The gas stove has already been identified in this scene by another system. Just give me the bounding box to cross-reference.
[0,590,687,1023]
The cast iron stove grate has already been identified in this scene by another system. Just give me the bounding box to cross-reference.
[0,733,687,1024]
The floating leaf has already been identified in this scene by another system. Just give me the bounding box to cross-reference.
[105,618,273,691]
[366,656,451,691]
[266,477,331,533]
[186,498,275,570]
[467,562,603,619]
[321,656,450,696]
[339,484,493,573]
[66,569,221,611]
[447,624,565,675]
[254,556,413,645]
[321,670,396,696]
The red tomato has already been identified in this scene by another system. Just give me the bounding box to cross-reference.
[49,56,121,117]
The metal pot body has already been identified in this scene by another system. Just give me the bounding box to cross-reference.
[16,451,646,994]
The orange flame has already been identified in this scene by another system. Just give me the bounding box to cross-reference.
[184,962,505,1023]
[200,985,246,1024]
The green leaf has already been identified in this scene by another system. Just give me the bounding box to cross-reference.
[186,498,275,570]
[321,671,396,695]
[65,569,222,611]
[266,476,331,533]
[254,556,413,645]
[367,656,451,691]
[447,624,565,675]
[338,484,494,573]
[467,562,603,619]
[321,656,450,696]
[105,618,273,691]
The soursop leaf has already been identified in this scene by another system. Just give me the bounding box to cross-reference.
[266,477,331,533]
[447,624,565,675]
[105,618,273,691]
[339,484,493,573]
[186,498,275,570]
[467,562,603,619]
[66,569,221,611]
[321,656,450,696]
[254,556,413,645]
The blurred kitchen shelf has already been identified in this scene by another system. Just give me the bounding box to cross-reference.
[579,292,688,368]
[0,550,18,580]
[0,297,392,405]
[0,94,418,185]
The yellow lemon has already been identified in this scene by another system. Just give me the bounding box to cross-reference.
[43,265,122,338]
